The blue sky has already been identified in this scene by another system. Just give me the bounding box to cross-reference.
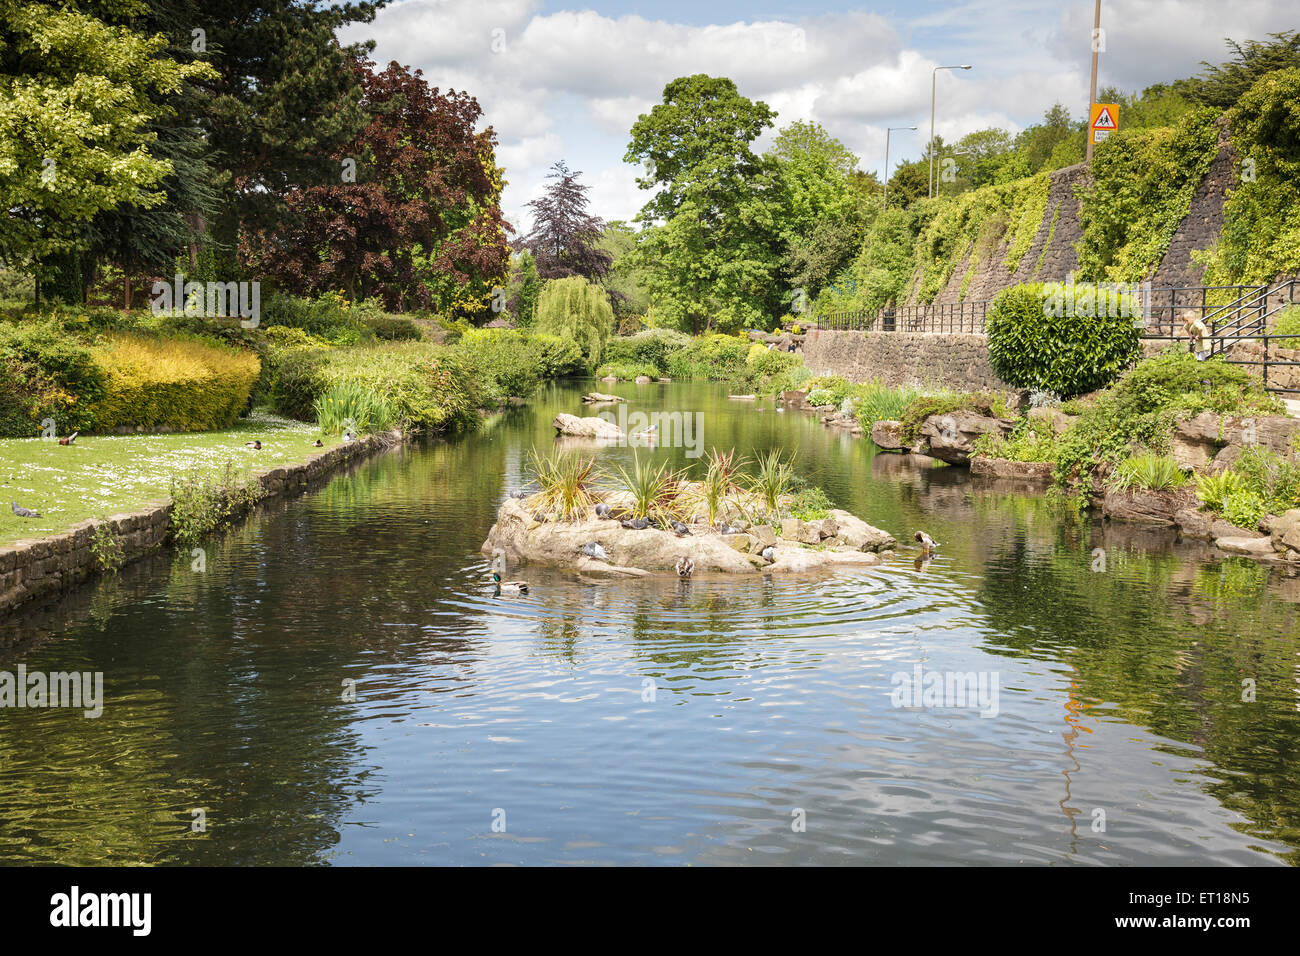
[340,1,1296,231]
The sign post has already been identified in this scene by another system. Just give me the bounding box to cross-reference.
[1089,103,1119,147]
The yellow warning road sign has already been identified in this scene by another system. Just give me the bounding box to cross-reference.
[1090,103,1119,143]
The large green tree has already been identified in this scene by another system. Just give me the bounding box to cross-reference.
[625,75,783,332]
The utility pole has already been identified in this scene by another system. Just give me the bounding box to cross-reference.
[929,65,972,198]
[883,125,917,208]
[1085,0,1102,163]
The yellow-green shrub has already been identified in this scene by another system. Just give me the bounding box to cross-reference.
[90,333,260,432]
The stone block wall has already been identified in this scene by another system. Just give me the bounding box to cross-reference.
[801,329,1010,391]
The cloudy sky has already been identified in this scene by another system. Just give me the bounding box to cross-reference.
[340,0,1295,233]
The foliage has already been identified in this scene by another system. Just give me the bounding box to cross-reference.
[528,447,601,522]
[1222,489,1267,530]
[986,283,1140,397]
[608,452,688,526]
[899,393,971,445]
[693,448,747,528]
[1273,305,1300,348]
[973,419,1060,463]
[520,161,612,282]
[534,276,614,365]
[1194,470,1246,512]
[457,328,583,401]
[848,383,922,426]
[506,251,543,327]
[90,523,123,573]
[90,333,260,433]
[788,486,834,521]
[746,450,796,519]
[603,328,692,375]
[0,319,107,436]
[1175,32,1300,109]
[1107,453,1188,491]
[313,380,394,436]
[169,458,266,547]
[363,315,421,341]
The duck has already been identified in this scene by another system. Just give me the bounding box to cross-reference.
[313,439,323,447]
[245,440,262,450]
[675,556,694,578]
[621,516,650,530]
[632,424,658,441]
[491,571,529,594]
[10,501,41,518]
[671,520,691,537]
[343,430,358,443]
[914,531,939,552]
[58,431,78,446]
[581,541,610,562]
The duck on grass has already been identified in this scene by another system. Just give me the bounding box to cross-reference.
[483,446,897,576]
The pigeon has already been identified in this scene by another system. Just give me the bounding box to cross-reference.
[715,523,737,535]
[245,440,262,450]
[760,545,776,563]
[671,520,691,537]
[621,516,650,530]
[510,489,530,499]
[593,502,612,518]
[581,542,610,561]
[58,431,78,446]
[914,531,939,551]
[676,555,694,579]
[11,501,41,518]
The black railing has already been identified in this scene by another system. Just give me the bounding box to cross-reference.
[818,300,990,333]
[1141,284,1266,337]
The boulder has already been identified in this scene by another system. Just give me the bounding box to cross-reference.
[970,456,1054,480]
[919,410,1015,465]
[780,390,808,408]
[1267,509,1300,553]
[749,524,778,551]
[871,419,906,451]
[1102,487,1197,526]
[1211,518,1260,539]
[1216,536,1277,557]
[634,375,652,384]
[1026,407,1077,436]
[1174,508,1214,540]
[582,391,625,404]
[728,394,757,401]
[1170,410,1300,470]
[767,547,883,573]
[827,510,895,552]
[552,413,624,440]
[720,533,754,553]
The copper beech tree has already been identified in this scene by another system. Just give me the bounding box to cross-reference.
[246,56,511,316]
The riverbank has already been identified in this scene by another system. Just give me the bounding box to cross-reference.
[0,425,397,622]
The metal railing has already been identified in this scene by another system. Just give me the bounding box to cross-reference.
[818,300,990,333]
[1141,284,1266,337]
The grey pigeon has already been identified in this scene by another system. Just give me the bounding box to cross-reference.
[671,520,691,537]
[594,502,611,518]
[510,489,530,499]
[581,542,610,561]
[621,516,650,530]
[11,501,41,518]
[760,545,776,563]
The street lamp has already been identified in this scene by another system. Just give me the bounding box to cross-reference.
[883,125,917,208]
[929,64,972,198]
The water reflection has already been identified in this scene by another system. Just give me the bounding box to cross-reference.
[0,381,1297,865]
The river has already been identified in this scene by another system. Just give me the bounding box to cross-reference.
[1,379,1298,865]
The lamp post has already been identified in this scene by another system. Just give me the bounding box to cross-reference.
[1085,0,1102,163]
[929,64,972,198]
[883,125,917,208]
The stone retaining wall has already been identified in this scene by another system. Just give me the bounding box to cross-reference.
[0,434,394,622]
[801,329,1011,391]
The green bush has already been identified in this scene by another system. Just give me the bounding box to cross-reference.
[169,459,267,547]
[363,315,422,341]
[603,328,692,374]
[0,319,107,436]
[314,380,395,436]
[1223,489,1267,530]
[1107,453,1187,491]
[1273,305,1300,348]
[535,277,614,366]
[455,328,584,402]
[261,294,375,346]
[986,283,1141,398]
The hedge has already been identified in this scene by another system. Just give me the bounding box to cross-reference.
[986,282,1140,397]
[0,320,107,436]
[89,333,261,432]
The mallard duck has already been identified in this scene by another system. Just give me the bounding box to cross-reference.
[58,431,78,446]
[621,516,650,530]
[671,520,691,537]
[10,501,41,518]
[313,439,323,447]
[676,556,694,578]
[491,571,529,594]
[245,440,262,450]
[914,531,939,552]
[581,541,610,561]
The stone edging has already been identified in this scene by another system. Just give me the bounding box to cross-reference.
[0,433,395,621]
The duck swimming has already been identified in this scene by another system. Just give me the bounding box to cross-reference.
[491,571,529,594]
[914,531,939,552]
[675,556,694,578]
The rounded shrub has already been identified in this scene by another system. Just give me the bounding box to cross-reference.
[986,282,1140,398]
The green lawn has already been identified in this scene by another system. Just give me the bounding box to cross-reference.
[0,412,334,547]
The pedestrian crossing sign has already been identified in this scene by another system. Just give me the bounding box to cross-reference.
[1090,103,1119,143]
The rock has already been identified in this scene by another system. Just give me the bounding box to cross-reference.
[871,419,906,451]
[1171,410,1300,470]
[1216,536,1277,557]
[1102,487,1197,526]
[634,375,652,384]
[582,391,624,404]
[767,547,883,573]
[720,533,753,552]
[1026,407,1076,435]
[780,390,808,408]
[749,525,778,551]
[919,410,1014,465]
[1268,508,1300,553]
[599,375,618,383]
[827,510,895,552]
[969,456,1054,480]
[728,394,757,401]
[812,517,839,540]
[576,556,649,576]
[779,517,820,544]
[1174,508,1214,540]
[1211,518,1259,539]
[552,413,624,440]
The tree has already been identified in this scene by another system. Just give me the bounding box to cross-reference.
[1175,31,1300,108]
[0,0,215,300]
[520,161,612,281]
[596,221,650,317]
[625,75,783,332]
[535,276,613,365]
[506,251,543,327]
[244,56,510,314]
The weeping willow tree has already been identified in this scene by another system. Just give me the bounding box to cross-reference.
[534,276,614,366]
